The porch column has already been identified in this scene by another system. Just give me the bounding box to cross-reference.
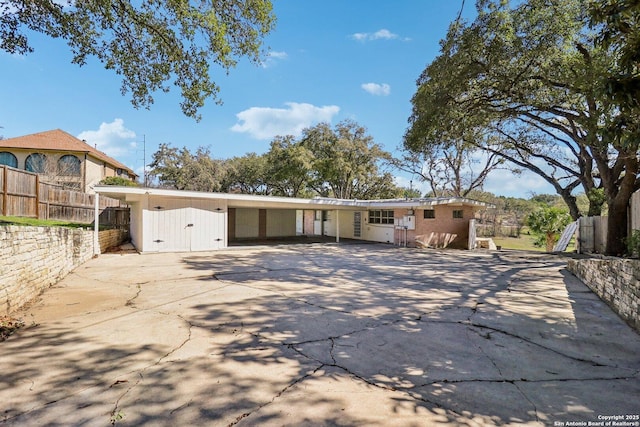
[335,209,340,243]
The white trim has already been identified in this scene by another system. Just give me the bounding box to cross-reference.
[94,186,492,210]
[93,193,100,256]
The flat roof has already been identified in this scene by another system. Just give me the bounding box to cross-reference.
[94,186,491,210]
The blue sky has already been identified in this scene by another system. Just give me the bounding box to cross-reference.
[0,0,554,198]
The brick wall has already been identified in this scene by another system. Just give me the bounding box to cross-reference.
[567,258,640,333]
[0,226,128,315]
[396,206,475,249]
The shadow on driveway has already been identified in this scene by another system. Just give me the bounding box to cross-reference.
[1,244,639,426]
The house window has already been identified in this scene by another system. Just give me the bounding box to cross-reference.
[423,209,435,219]
[369,210,394,224]
[25,153,47,173]
[0,152,17,168]
[453,210,464,219]
[58,155,81,176]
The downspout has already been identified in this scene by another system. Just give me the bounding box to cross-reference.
[335,209,340,243]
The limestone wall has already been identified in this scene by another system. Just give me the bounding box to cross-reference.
[0,226,128,315]
[567,258,640,333]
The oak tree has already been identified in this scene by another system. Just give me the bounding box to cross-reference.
[405,0,639,255]
[0,0,275,120]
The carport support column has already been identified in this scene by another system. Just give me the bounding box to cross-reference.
[93,192,100,256]
[335,209,340,243]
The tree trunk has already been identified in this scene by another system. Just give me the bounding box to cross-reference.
[545,233,555,252]
[604,155,638,256]
[558,189,581,221]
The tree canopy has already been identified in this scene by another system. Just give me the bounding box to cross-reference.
[148,120,402,199]
[404,0,639,255]
[0,0,275,120]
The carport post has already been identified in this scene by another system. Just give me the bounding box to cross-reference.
[93,192,100,256]
[335,209,340,243]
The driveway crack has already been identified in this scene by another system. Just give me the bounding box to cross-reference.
[109,314,194,424]
[226,364,325,427]
[464,321,610,367]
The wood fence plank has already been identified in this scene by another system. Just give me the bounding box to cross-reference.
[0,165,125,224]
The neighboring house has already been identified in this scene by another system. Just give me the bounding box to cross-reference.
[94,186,488,253]
[0,129,137,192]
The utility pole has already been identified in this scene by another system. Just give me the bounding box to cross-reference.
[143,134,147,187]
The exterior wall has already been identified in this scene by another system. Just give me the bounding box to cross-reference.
[85,156,105,191]
[302,210,315,235]
[234,208,260,239]
[1,149,85,190]
[327,207,474,246]
[231,208,297,239]
[129,201,143,252]
[0,148,134,193]
[324,209,398,244]
[567,258,640,333]
[334,210,363,240]
[410,205,475,249]
[324,210,368,242]
[360,210,394,243]
[266,209,296,237]
[0,226,126,315]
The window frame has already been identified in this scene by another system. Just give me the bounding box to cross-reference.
[368,209,395,225]
[0,151,18,168]
[423,209,435,219]
[25,153,47,173]
[453,209,464,219]
[58,154,81,176]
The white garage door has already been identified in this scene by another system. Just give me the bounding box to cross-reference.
[148,198,226,252]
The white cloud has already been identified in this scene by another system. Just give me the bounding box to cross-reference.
[350,28,410,42]
[268,51,288,60]
[372,29,397,40]
[361,82,391,96]
[261,50,288,68]
[351,32,369,41]
[77,118,137,158]
[483,168,555,198]
[231,102,340,139]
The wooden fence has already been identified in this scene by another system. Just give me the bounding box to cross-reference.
[576,189,640,254]
[631,190,640,233]
[1,165,125,224]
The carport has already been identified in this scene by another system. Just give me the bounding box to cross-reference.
[93,186,357,253]
[94,186,489,253]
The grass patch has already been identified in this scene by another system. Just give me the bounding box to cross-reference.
[491,233,577,252]
[0,216,91,229]
[492,234,545,251]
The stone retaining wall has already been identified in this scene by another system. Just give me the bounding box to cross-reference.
[0,226,128,315]
[567,257,640,333]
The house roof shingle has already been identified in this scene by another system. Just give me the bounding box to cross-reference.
[0,129,137,177]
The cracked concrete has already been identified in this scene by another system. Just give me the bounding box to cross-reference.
[1,243,639,426]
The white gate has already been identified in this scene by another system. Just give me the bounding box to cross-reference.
[468,219,476,250]
[189,199,226,251]
[148,197,226,252]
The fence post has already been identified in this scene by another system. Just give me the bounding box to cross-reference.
[35,174,40,219]
[2,166,7,216]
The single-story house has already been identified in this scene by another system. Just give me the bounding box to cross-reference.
[94,186,489,253]
[0,129,137,192]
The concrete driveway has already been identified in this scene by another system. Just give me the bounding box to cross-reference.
[1,243,639,426]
